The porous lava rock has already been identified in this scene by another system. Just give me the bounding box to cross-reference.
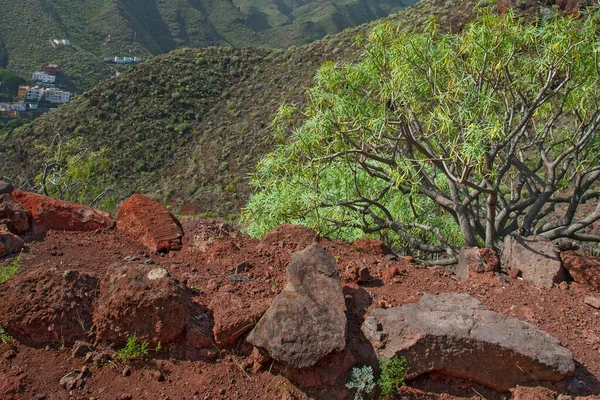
[116,194,183,253]
[456,247,499,280]
[11,190,114,232]
[560,251,600,290]
[501,235,567,288]
[362,293,575,391]
[209,292,269,346]
[0,269,98,347]
[0,194,30,234]
[0,224,24,258]
[94,263,188,346]
[247,244,347,369]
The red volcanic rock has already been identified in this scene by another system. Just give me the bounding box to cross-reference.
[352,238,391,256]
[11,190,113,232]
[0,269,98,347]
[0,194,30,234]
[116,194,183,253]
[209,292,269,346]
[560,251,600,290]
[456,247,499,280]
[258,224,319,252]
[383,266,400,281]
[0,224,24,258]
[94,263,188,346]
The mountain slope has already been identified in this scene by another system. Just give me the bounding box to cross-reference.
[0,0,484,216]
[0,0,415,92]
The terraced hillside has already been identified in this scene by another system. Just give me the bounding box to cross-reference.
[0,0,415,92]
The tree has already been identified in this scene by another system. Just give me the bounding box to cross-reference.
[244,8,600,263]
[34,134,117,211]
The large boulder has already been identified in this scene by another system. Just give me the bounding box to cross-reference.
[362,293,574,391]
[0,194,30,234]
[501,235,567,288]
[0,224,24,258]
[456,247,499,280]
[247,244,347,369]
[560,251,600,290]
[116,194,183,253]
[11,190,114,232]
[94,263,188,346]
[0,269,98,347]
[209,292,269,346]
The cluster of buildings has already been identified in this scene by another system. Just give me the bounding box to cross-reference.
[103,56,142,64]
[0,64,72,118]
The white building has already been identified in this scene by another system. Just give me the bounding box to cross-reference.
[52,39,71,47]
[32,71,56,83]
[0,102,26,112]
[45,89,71,104]
[26,87,45,101]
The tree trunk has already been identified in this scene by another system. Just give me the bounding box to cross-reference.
[456,205,478,247]
[486,192,496,249]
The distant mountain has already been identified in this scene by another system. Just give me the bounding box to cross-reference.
[0,0,415,93]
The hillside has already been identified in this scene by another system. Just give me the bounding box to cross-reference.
[0,0,415,93]
[0,0,481,217]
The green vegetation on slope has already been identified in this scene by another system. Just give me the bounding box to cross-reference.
[0,0,482,217]
[0,0,415,93]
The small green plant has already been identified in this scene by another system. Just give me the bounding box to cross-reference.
[345,365,376,400]
[118,336,150,361]
[378,356,409,399]
[0,250,22,283]
[0,326,13,344]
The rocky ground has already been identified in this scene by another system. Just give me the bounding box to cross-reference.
[1,188,600,399]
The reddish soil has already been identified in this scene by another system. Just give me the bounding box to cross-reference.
[1,221,600,399]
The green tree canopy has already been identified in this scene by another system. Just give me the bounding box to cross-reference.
[244,7,600,263]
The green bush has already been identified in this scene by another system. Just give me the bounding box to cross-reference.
[244,8,600,262]
[0,326,13,344]
[378,356,409,399]
[0,251,21,284]
[118,336,150,361]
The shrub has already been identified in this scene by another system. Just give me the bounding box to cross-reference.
[0,251,21,284]
[345,365,376,400]
[378,356,409,399]
[0,326,13,344]
[118,336,150,361]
